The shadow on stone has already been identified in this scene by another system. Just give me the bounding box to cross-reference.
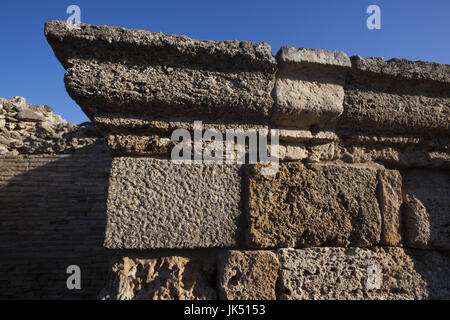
[0,143,112,299]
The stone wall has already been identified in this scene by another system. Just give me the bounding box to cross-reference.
[2,20,449,299]
[0,97,112,299]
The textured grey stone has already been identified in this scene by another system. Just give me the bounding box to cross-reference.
[247,163,382,248]
[335,132,450,169]
[218,250,280,300]
[340,56,450,136]
[100,252,218,300]
[16,109,45,122]
[104,157,243,249]
[278,128,338,143]
[339,88,450,135]
[351,56,450,83]
[0,96,103,155]
[277,47,351,67]
[272,47,350,128]
[277,247,437,300]
[408,249,450,299]
[378,169,403,246]
[45,21,276,124]
[403,169,450,249]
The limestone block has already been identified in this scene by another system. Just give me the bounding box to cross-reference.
[218,250,280,300]
[337,133,450,168]
[106,134,175,156]
[277,247,449,300]
[278,47,351,67]
[340,88,450,136]
[351,56,450,83]
[272,47,351,128]
[45,21,276,124]
[340,56,450,136]
[278,128,338,143]
[247,163,381,248]
[378,169,403,246]
[278,144,308,161]
[306,141,337,163]
[104,157,243,249]
[100,252,217,300]
[403,169,450,249]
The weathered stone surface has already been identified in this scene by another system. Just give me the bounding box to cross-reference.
[340,56,450,136]
[0,145,8,155]
[0,152,113,299]
[278,47,351,67]
[271,47,350,127]
[100,252,217,300]
[339,88,450,136]
[96,115,269,156]
[278,128,338,143]
[378,170,403,246]
[94,115,267,135]
[272,48,350,128]
[104,158,243,249]
[277,247,430,300]
[45,21,276,124]
[16,109,45,122]
[403,169,450,249]
[351,56,450,83]
[306,141,338,163]
[408,249,450,299]
[0,96,103,155]
[278,144,308,161]
[45,21,276,73]
[247,163,382,248]
[107,134,175,156]
[337,134,450,168]
[218,250,280,300]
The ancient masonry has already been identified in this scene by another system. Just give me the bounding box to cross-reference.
[1,21,449,300]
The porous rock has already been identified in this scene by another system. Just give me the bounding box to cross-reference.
[378,169,403,246]
[247,162,382,248]
[218,250,280,300]
[277,247,429,300]
[100,252,217,300]
[271,47,350,128]
[403,169,450,249]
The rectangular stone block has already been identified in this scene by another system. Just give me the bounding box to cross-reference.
[104,158,243,249]
[351,56,450,83]
[45,21,276,124]
[340,88,450,136]
[403,169,450,250]
[247,163,382,248]
[277,247,449,300]
[218,250,280,300]
[271,47,350,128]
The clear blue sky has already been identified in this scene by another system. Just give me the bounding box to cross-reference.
[1,0,449,124]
